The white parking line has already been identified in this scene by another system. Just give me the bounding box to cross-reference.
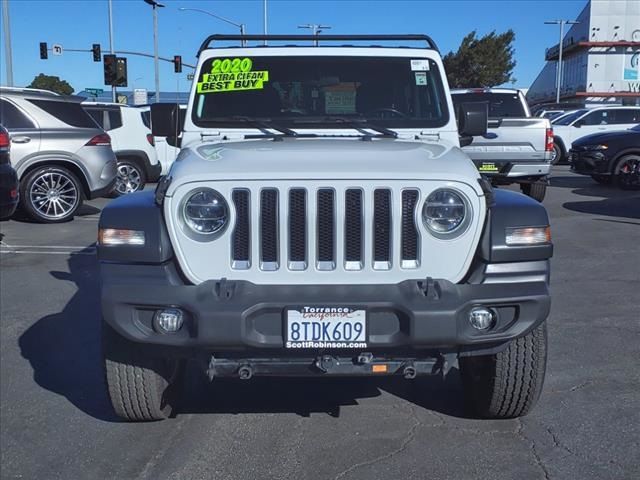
[0,243,96,255]
[0,249,96,256]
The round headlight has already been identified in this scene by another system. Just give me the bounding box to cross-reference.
[183,189,228,235]
[422,189,469,236]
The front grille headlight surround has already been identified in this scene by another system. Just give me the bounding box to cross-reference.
[422,188,472,239]
[180,188,229,240]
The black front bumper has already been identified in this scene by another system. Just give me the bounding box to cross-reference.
[569,149,611,175]
[101,262,550,357]
[0,163,19,220]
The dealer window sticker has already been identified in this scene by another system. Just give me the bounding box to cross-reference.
[410,59,430,71]
[197,57,270,93]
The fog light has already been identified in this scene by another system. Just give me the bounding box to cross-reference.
[153,308,184,333]
[469,307,495,331]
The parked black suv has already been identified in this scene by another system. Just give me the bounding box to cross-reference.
[569,125,640,189]
[0,125,19,220]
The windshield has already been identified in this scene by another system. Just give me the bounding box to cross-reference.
[553,109,587,125]
[451,92,526,118]
[631,124,640,132]
[192,55,449,129]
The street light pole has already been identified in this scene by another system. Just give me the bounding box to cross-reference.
[263,0,267,45]
[178,7,247,46]
[108,0,116,101]
[144,0,164,103]
[545,19,580,104]
[297,24,332,46]
[2,0,14,87]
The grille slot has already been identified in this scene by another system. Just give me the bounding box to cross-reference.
[288,188,307,269]
[231,190,250,269]
[344,189,363,270]
[260,189,279,270]
[373,189,392,270]
[317,189,335,269]
[401,190,420,268]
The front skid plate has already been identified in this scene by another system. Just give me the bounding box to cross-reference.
[207,355,444,379]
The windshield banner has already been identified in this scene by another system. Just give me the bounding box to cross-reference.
[197,57,269,93]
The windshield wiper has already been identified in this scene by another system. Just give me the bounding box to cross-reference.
[213,116,299,139]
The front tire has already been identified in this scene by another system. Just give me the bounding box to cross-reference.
[551,143,564,165]
[520,181,547,202]
[113,159,146,196]
[103,321,184,421]
[460,322,548,419]
[613,155,640,190]
[20,166,82,223]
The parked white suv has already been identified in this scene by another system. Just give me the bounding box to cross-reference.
[551,106,640,163]
[83,102,161,194]
[139,105,186,175]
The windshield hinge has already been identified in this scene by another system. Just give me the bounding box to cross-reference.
[200,131,222,141]
[416,131,441,141]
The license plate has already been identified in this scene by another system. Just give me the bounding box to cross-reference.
[285,307,367,348]
[478,162,499,173]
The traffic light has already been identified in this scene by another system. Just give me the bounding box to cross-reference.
[103,54,117,85]
[92,44,101,62]
[39,42,48,60]
[115,57,128,87]
[173,55,182,73]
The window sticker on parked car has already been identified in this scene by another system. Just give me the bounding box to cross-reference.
[196,57,270,93]
[415,72,428,86]
[410,59,430,71]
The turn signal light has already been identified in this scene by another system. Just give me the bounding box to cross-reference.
[98,228,145,246]
[505,226,551,246]
[372,364,388,373]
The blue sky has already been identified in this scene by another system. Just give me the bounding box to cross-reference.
[1,0,586,93]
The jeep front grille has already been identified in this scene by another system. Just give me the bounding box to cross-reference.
[231,186,421,272]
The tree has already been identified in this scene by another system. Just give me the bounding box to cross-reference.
[443,30,516,88]
[27,74,74,95]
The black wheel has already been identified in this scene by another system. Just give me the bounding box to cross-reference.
[520,182,547,202]
[113,159,146,196]
[590,174,611,185]
[460,322,547,419]
[551,143,564,165]
[613,155,640,190]
[20,166,82,223]
[103,320,184,421]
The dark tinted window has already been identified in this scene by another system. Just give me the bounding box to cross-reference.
[28,99,98,128]
[611,109,640,124]
[140,110,151,129]
[553,109,587,125]
[630,124,640,132]
[452,92,526,118]
[85,108,105,128]
[581,110,610,126]
[193,56,449,129]
[0,99,36,129]
[107,109,123,129]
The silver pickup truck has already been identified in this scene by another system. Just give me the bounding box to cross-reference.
[452,88,553,202]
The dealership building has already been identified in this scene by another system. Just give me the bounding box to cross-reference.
[527,0,640,107]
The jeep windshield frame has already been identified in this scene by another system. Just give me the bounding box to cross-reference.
[191,55,449,130]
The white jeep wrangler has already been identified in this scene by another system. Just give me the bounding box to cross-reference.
[98,34,552,421]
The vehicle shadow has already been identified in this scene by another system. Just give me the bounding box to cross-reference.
[18,247,118,422]
[179,364,469,419]
[18,246,471,421]
[550,176,640,220]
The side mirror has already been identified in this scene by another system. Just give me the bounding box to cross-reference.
[150,103,181,137]
[573,120,582,128]
[457,102,488,137]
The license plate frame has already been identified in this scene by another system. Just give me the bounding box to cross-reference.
[285,306,368,349]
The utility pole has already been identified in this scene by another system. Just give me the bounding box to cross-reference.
[263,0,267,45]
[297,24,331,46]
[108,0,116,101]
[2,0,14,86]
[545,19,580,104]
[144,0,164,103]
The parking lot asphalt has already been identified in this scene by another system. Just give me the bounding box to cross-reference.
[1,166,638,480]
